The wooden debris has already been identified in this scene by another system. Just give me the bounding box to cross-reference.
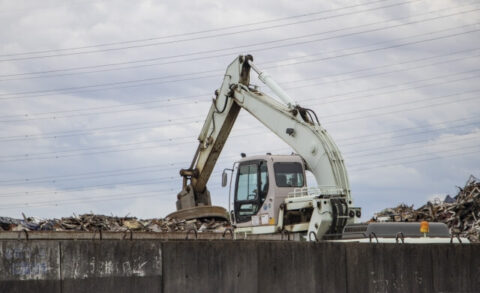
[372,175,480,242]
[0,213,230,233]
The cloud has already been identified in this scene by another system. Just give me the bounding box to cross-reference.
[0,0,478,220]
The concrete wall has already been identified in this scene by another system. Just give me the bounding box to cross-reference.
[0,240,478,293]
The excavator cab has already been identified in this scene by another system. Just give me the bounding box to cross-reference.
[227,154,307,227]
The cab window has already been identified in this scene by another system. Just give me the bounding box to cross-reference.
[236,164,258,201]
[274,162,304,187]
[234,160,269,223]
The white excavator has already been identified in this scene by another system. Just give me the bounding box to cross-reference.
[168,55,464,243]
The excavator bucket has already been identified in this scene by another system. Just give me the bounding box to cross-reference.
[167,206,229,221]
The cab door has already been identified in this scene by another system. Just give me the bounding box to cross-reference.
[234,160,268,223]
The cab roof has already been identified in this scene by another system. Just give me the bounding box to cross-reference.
[236,154,304,164]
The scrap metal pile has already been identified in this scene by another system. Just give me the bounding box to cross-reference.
[372,175,480,242]
[0,213,229,233]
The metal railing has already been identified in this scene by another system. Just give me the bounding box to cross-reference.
[287,186,344,198]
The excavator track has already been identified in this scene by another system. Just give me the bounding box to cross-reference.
[167,206,229,221]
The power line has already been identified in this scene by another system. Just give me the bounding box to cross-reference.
[234,142,480,174]
[0,95,212,123]
[299,71,479,106]
[2,133,477,210]
[1,2,470,80]
[347,134,480,159]
[284,54,480,90]
[0,72,220,98]
[278,48,480,85]
[270,135,480,167]
[0,0,391,58]
[0,175,179,198]
[3,124,478,198]
[1,5,476,83]
[0,76,474,184]
[0,120,200,142]
[0,21,480,100]
[2,86,478,161]
[34,72,471,134]
[1,115,477,186]
[320,91,479,125]
[349,145,480,169]
[0,169,221,198]
[1,67,477,142]
[0,0,421,62]
[1,90,478,163]
[0,47,477,123]
[0,127,270,162]
[1,23,477,101]
[1,138,477,210]
[0,119,260,142]
[350,149,480,172]
[0,130,266,163]
[338,119,480,146]
[1,136,478,204]
[3,34,478,88]
[0,163,182,185]
[0,147,268,186]
[3,120,472,195]
[10,9,469,95]
[0,92,210,120]
[2,144,478,210]
[0,189,174,210]
[268,26,479,70]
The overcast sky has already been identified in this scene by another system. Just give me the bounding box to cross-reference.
[0,0,478,220]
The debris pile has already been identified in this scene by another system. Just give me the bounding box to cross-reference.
[373,175,480,242]
[0,213,229,233]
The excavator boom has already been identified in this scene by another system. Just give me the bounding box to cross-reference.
[175,56,252,212]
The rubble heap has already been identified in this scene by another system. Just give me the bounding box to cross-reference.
[0,213,229,233]
[373,175,480,242]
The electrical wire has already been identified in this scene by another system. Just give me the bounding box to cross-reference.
[0,89,477,163]
[0,0,392,58]
[0,23,480,100]
[2,67,476,145]
[0,0,422,62]
[1,143,478,210]
[1,2,471,80]
[2,65,476,142]
[349,149,480,172]
[1,115,477,186]
[0,127,476,209]
[347,134,480,159]
[348,144,480,169]
[0,189,174,210]
[1,23,477,102]
[0,47,477,124]
[319,92,479,125]
[0,170,222,198]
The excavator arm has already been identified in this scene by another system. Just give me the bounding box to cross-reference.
[175,56,252,211]
[175,55,350,217]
